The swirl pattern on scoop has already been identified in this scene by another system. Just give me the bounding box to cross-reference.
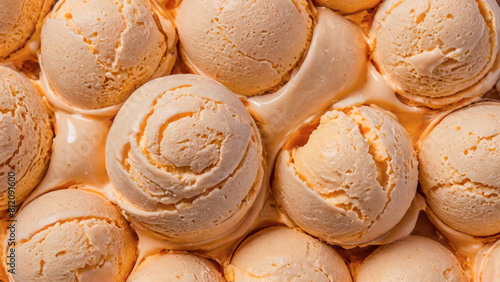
[419,102,500,236]
[273,106,418,246]
[10,189,138,281]
[106,74,264,246]
[0,66,53,210]
[40,0,176,109]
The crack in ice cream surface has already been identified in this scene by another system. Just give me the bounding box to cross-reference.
[274,106,418,246]
[40,0,175,109]
[106,74,264,245]
[0,66,53,210]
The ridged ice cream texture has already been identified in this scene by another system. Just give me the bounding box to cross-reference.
[357,235,468,282]
[0,66,53,210]
[225,226,352,282]
[370,0,500,99]
[175,0,313,96]
[0,0,55,61]
[106,74,264,245]
[274,106,418,246]
[419,102,500,236]
[9,189,137,282]
[128,253,225,282]
[40,0,174,110]
[314,0,381,14]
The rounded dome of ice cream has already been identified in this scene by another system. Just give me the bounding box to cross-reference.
[175,0,313,96]
[225,226,352,282]
[9,189,138,281]
[419,102,500,236]
[273,106,418,246]
[370,0,500,107]
[105,74,265,247]
[128,252,225,282]
[0,0,55,61]
[357,235,468,282]
[0,66,53,211]
[40,0,177,110]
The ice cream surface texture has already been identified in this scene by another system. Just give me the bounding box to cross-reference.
[357,235,468,281]
[106,74,264,247]
[225,226,352,281]
[175,0,313,96]
[40,0,176,110]
[314,0,381,14]
[9,189,138,281]
[128,253,225,282]
[0,66,53,210]
[419,102,500,236]
[0,0,55,61]
[370,0,500,104]
[274,106,418,246]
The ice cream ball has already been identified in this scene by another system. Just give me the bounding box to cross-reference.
[40,0,176,110]
[476,239,500,281]
[175,0,313,96]
[106,74,264,247]
[0,0,55,61]
[313,0,381,14]
[357,235,468,281]
[370,0,500,106]
[6,189,138,282]
[128,252,225,282]
[0,66,53,211]
[225,226,352,282]
[419,102,500,236]
[273,106,418,246]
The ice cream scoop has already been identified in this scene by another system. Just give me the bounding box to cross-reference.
[0,0,55,62]
[128,252,225,282]
[313,0,381,14]
[225,226,352,281]
[0,66,53,210]
[476,239,500,281]
[175,0,313,96]
[370,0,500,107]
[40,0,177,110]
[273,105,418,246]
[106,74,264,248]
[7,189,137,281]
[357,235,468,281]
[419,102,500,236]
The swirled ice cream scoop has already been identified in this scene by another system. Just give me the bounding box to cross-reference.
[370,0,500,106]
[419,102,500,236]
[128,253,225,282]
[225,226,352,281]
[313,0,381,14]
[273,106,418,246]
[106,74,264,247]
[0,0,55,61]
[476,239,500,281]
[8,189,138,281]
[175,0,313,96]
[40,0,176,110]
[357,235,467,281]
[0,66,53,210]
